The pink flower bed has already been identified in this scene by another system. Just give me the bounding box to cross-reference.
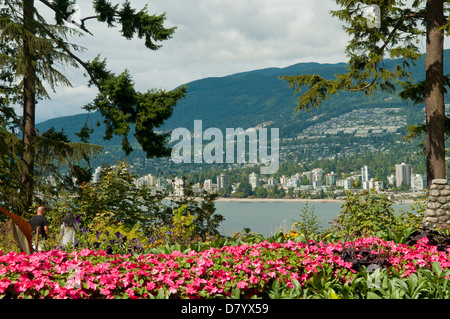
[0,237,449,299]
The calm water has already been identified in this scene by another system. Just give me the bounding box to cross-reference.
[214,201,411,237]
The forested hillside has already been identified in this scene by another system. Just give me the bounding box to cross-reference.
[36,50,450,178]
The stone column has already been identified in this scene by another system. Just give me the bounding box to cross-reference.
[423,179,450,228]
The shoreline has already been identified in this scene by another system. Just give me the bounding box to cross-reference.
[213,197,416,204]
[166,196,418,205]
[214,197,344,203]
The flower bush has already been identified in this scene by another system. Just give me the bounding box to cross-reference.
[1,235,450,299]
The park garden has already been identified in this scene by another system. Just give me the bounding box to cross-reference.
[2,0,450,300]
[1,162,450,299]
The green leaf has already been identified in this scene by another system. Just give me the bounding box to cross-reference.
[231,287,241,299]
[432,262,443,278]
[328,289,339,299]
[367,291,382,299]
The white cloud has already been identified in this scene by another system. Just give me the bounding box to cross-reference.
[35,0,349,122]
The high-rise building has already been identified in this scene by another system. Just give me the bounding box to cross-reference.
[203,179,213,192]
[411,174,426,191]
[303,171,313,183]
[312,168,324,184]
[249,172,259,190]
[135,174,155,187]
[326,172,336,186]
[173,177,186,197]
[361,166,371,182]
[217,173,229,189]
[395,163,412,187]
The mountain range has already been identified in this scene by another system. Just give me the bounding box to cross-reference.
[36,50,450,174]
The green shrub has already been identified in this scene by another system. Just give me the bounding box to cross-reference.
[289,202,324,240]
[332,190,399,237]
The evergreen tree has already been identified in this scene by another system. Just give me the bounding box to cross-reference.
[281,0,449,188]
[0,1,186,214]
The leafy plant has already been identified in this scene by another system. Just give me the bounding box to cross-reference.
[169,181,224,240]
[394,199,425,233]
[150,205,196,245]
[332,190,397,237]
[290,202,323,240]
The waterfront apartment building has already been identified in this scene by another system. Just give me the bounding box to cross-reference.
[286,176,300,188]
[361,166,371,182]
[173,177,186,197]
[387,174,395,186]
[312,168,324,184]
[337,177,353,190]
[203,179,213,192]
[411,174,426,191]
[362,178,385,191]
[395,163,412,187]
[135,173,155,187]
[303,171,313,183]
[279,175,288,185]
[217,173,229,189]
[326,172,336,186]
[249,172,260,190]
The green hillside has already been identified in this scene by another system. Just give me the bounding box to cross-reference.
[35,50,450,176]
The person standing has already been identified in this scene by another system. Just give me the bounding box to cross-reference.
[29,206,49,251]
[59,212,79,248]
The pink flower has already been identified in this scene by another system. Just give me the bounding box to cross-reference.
[169,286,178,294]
[250,250,261,257]
[249,275,259,284]
[185,284,197,294]
[14,277,32,293]
[99,288,111,296]
[236,281,248,289]
[146,281,156,291]
[32,278,45,291]
[86,280,97,290]
[0,278,11,293]
[121,271,135,288]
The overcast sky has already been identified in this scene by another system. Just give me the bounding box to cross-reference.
[34,0,352,123]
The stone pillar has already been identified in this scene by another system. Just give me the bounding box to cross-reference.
[423,179,450,228]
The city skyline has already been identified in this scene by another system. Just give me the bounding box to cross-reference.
[129,161,426,196]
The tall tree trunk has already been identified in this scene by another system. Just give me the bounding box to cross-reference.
[425,0,446,188]
[21,0,37,215]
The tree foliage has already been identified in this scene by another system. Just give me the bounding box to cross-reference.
[281,0,450,188]
[84,57,186,157]
[0,0,185,215]
[63,162,224,241]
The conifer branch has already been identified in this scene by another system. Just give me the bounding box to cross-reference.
[38,0,94,35]
[37,25,103,91]
[344,12,425,93]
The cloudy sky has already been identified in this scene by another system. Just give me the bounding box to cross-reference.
[34,0,351,123]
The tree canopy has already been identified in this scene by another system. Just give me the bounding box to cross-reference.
[281,0,450,189]
[0,0,186,214]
